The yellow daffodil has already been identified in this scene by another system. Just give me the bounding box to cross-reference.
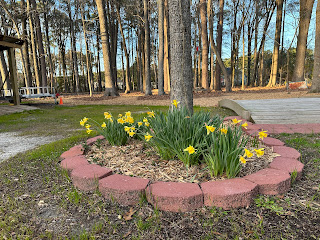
[104,112,112,119]
[126,116,134,124]
[147,111,155,118]
[244,149,253,158]
[101,122,106,128]
[241,122,248,129]
[143,117,148,123]
[83,117,88,123]
[184,145,196,155]
[145,122,150,127]
[239,156,246,164]
[117,118,125,124]
[124,126,131,132]
[128,131,136,137]
[172,99,180,108]
[118,114,123,118]
[80,120,85,126]
[86,128,92,134]
[131,127,135,131]
[206,125,216,135]
[220,128,228,134]
[232,118,242,124]
[145,133,153,142]
[138,121,143,126]
[125,111,131,117]
[254,148,265,157]
[109,118,113,123]
[85,124,91,129]
[258,130,268,140]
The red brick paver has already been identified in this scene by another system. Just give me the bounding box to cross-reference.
[244,168,291,195]
[86,136,105,146]
[99,174,149,205]
[269,157,304,180]
[60,145,84,159]
[71,164,112,192]
[201,178,258,209]
[272,146,301,159]
[146,182,203,212]
[60,155,89,174]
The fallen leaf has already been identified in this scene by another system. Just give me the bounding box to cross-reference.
[123,231,132,238]
[123,208,136,221]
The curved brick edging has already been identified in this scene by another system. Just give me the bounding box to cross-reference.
[60,116,312,212]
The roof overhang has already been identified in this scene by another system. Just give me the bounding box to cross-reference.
[0,35,24,51]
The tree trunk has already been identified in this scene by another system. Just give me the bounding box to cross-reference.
[144,0,152,95]
[268,0,283,87]
[242,25,245,90]
[29,0,47,87]
[214,0,224,91]
[116,5,131,93]
[208,0,214,89]
[253,0,259,86]
[21,0,32,89]
[27,0,40,89]
[168,0,193,113]
[0,51,10,90]
[292,0,315,82]
[310,0,320,92]
[96,27,102,92]
[200,0,209,89]
[95,0,118,96]
[164,0,170,92]
[158,0,165,95]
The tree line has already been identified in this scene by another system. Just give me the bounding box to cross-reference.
[0,0,319,100]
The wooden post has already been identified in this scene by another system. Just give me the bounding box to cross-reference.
[7,48,20,105]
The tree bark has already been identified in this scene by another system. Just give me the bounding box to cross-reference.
[144,0,152,95]
[292,0,315,82]
[267,0,283,87]
[164,0,170,92]
[200,0,209,89]
[116,5,131,93]
[29,0,47,87]
[95,0,118,96]
[214,0,224,91]
[310,0,320,92]
[168,0,193,113]
[158,0,165,95]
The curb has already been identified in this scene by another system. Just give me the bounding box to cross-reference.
[60,116,307,212]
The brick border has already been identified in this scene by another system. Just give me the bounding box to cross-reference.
[60,116,312,212]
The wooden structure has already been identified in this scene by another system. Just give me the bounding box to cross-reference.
[0,34,24,105]
[219,98,320,124]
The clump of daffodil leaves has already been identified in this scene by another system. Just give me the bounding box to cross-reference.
[80,102,268,179]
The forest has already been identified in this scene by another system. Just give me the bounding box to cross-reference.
[0,0,319,97]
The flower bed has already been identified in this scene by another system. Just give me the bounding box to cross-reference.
[60,102,304,212]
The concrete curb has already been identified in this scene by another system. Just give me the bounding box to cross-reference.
[60,117,309,212]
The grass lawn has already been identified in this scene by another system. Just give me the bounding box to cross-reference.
[0,104,319,239]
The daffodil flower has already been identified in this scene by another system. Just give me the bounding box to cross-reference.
[184,145,196,155]
[109,118,113,123]
[131,127,135,131]
[124,126,131,132]
[145,122,150,127]
[145,133,153,142]
[172,100,180,108]
[104,112,112,119]
[147,111,155,118]
[138,121,143,126]
[206,125,216,135]
[125,111,131,117]
[118,114,123,118]
[101,122,106,128]
[258,130,268,140]
[254,148,265,157]
[117,118,125,124]
[128,131,136,137]
[241,122,248,129]
[83,117,88,123]
[239,156,246,164]
[220,128,228,134]
[80,120,85,126]
[232,118,242,124]
[143,117,148,123]
[126,116,134,124]
[86,128,92,134]
[244,149,253,158]
[85,124,91,129]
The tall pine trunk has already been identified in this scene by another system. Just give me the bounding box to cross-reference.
[214,0,224,91]
[311,0,320,92]
[158,0,165,95]
[200,0,209,89]
[144,0,152,95]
